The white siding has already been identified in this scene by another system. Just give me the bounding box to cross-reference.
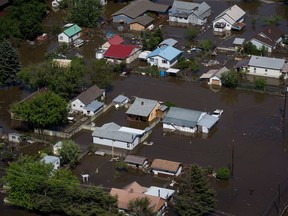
[213,17,232,32]
[58,33,69,43]
[247,66,281,78]
[250,39,272,53]
[71,99,85,113]
[163,123,197,133]
[152,166,182,176]
[147,56,177,69]
[92,137,140,150]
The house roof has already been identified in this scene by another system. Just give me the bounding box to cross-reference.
[84,100,103,112]
[150,159,182,173]
[251,26,283,47]
[169,1,210,19]
[122,181,146,194]
[163,107,203,128]
[126,97,159,117]
[159,38,178,47]
[233,37,245,45]
[214,4,245,24]
[147,46,182,62]
[248,55,285,70]
[0,0,9,7]
[197,114,219,129]
[104,44,140,59]
[125,155,147,165]
[130,15,154,27]
[73,85,104,106]
[63,24,82,37]
[113,95,129,104]
[199,67,229,79]
[112,0,169,19]
[110,188,165,212]
[53,141,63,148]
[42,155,59,164]
[144,186,175,200]
[108,34,124,45]
[92,122,145,143]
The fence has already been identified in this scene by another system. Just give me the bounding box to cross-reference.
[237,83,284,96]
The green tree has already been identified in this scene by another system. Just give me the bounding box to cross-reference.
[175,165,216,216]
[186,27,199,41]
[263,15,282,26]
[221,70,240,88]
[67,0,103,28]
[128,197,155,216]
[142,29,163,51]
[0,41,20,85]
[59,140,80,168]
[11,91,68,130]
[216,167,230,180]
[89,59,113,88]
[254,77,267,90]
[243,42,261,55]
[198,39,213,51]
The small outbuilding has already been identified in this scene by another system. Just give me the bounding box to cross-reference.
[130,15,154,31]
[124,155,148,169]
[41,155,60,170]
[58,24,82,44]
[8,133,22,143]
[112,95,130,108]
[53,141,63,155]
[150,159,182,176]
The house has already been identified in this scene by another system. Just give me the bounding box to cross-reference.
[41,155,60,170]
[246,55,288,79]
[144,186,175,200]
[92,122,150,151]
[233,37,245,51]
[126,97,161,122]
[124,155,148,169]
[70,85,105,115]
[212,4,245,32]
[112,0,169,24]
[150,158,182,176]
[58,24,82,43]
[199,67,229,86]
[53,141,63,155]
[168,1,211,25]
[146,46,182,69]
[158,38,178,47]
[197,114,219,134]
[101,34,124,50]
[130,15,154,31]
[8,133,22,143]
[110,182,166,215]
[112,95,130,108]
[249,26,283,53]
[103,44,141,64]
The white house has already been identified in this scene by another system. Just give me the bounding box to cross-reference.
[58,24,82,43]
[8,133,22,143]
[53,141,63,155]
[150,159,182,176]
[197,114,219,134]
[41,155,60,170]
[249,26,283,53]
[92,122,149,151]
[212,4,245,32]
[168,1,211,25]
[146,46,182,69]
[112,95,130,108]
[246,55,288,79]
[199,67,229,86]
[70,85,105,115]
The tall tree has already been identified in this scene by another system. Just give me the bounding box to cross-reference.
[89,59,113,88]
[59,140,80,168]
[11,91,68,130]
[67,0,103,28]
[128,197,156,216]
[0,41,20,85]
[175,165,216,216]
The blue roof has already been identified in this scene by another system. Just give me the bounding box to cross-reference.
[147,46,182,61]
[85,100,103,112]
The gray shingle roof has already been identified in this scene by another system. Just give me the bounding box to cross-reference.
[84,100,103,112]
[130,15,154,26]
[125,155,147,165]
[159,38,178,47]
[169,1,210,19]
[248,55,285,70]
[73,85,104,106]
[197,114,219,129]
[163,107,203,128]
[126,97,159,117]
[112,0,169,19]
[113,95,129,104]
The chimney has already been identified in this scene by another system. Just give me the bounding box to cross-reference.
[141,101,144,105]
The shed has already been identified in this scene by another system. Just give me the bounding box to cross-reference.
[130,15,154,31]
[113,95,130,107]
[124,155,148,168]
[41,155,60,170]
[84,100,104,116]
[159,38,178,47]
[150,159,182,176]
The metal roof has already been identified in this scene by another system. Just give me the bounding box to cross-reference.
[197,114,219,129]
[248,55,285,70]
[84,100,103,112]
[73,85,104,106]
[169,1,210,19]
[150,159,182,173]
[104,44,140,59]
[214,4,245,24]
[126,97,159,117]
[144,186,175,200]
[147,46,182,62]
[159,38,178,47]
[130,15,154,26]
[125,155,147,165]
[233,37,245,45]
[163,107,203,128]
[113,95,129,104]
[42,155,59,164]
[63,24,82,37]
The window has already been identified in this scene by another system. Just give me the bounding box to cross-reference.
[162,59,167,64]
[80,105,83,108]
[265,69,268,72]
[87,111,90,114]
[73,104,76,107]
[127,143,130,148]
[59,36,63,40]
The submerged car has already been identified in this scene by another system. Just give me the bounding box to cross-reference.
[212,109,223,118]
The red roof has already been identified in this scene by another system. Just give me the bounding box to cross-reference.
[104,44,140,59]
[108,34,124,45]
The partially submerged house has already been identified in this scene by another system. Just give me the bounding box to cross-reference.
[144,186,175,200]
[126,97,161,122]
[249,26,283,53]
[158,38,178,48]
[163,107,219,134]
[101,34,124,50]
[112,0,169,24]
[150,158,182,176]
[58,24,82,43]
[70,85,105,116]
[41,155,60,170]
[53,141,63,155]
[92,122,150,151]
[168,1,211,25]
[110,181,167,215]
[103,44,141,64]
[199,67,229,86]
[8,133,22,143]
[212,4,245,32]
[130,15,154,31]
[146,46,182,69]
[112,95,130,108]
[124,155,148,169]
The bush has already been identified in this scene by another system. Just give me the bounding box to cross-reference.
[216,167,230,180]
[254,78,267,90]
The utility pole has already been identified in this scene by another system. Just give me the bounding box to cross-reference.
[231,139,234,178]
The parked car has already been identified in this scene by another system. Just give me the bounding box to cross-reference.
[212,109,223,118]
[74,39,84,48]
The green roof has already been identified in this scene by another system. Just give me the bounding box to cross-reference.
[63,24,82,37]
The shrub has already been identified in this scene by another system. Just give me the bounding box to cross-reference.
[254,78,267,90]
[216,167,230,180]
